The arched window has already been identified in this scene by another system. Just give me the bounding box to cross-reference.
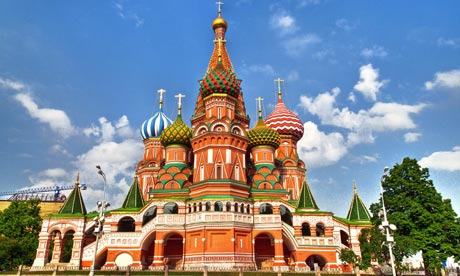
[164,203,178,214]
[142,206,157,226]
[301,223,311,236]
[205,202,211,211]
[240,204,245,213]
[226,202,231,212]
[193,203,197,212]
[234,203,238,212]
[118,217,135,232]
[316,223,325,237]
[216,166,222,179]
[199,202,203,211]
[200,165,204,181]
[260,203,273,214]
[235,165,240,181]
[280,205,293,226]
[214,201,223,212]
[246,205,251,214]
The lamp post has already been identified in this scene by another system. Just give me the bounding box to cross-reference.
[379,167,397,276]
[89,165,110,276]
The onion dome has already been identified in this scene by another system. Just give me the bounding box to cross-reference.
[140,88,173,140]
[199,62,241,98]
[212,13,227,31]
[265,78,304,141]
[248,97,280,149]
[160,94,192,147]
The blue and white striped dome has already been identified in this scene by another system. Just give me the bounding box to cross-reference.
[140,110,173,140]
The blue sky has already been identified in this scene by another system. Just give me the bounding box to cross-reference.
[1,1,459,217]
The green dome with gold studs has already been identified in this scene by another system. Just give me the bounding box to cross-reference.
[160,114,192,147]
[247,117,280,149]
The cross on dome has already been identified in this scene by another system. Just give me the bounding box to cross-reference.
[216,1,224,14]
[157,88,166,110]
[175,93,186,114]
[274,77,285,101]
[256,96,264,118]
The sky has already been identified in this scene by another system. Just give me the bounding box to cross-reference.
[0,1,459,217]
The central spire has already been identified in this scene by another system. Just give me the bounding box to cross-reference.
[207,2,233,73]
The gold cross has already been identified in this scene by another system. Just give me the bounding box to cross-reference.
[216,1,224,14]
[157,88,166,109]
[256,97,264,117]
[274,77,285,99]
[175,93,186,114]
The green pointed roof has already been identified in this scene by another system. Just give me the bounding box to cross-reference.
[121,175,145,209]
[297,180,319,211]
[58,173,87,215]
[346,181,371,221]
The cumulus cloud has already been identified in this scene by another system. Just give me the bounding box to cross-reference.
[84,115,136,142]
[38,168,67,178]
[74,139,144,209]
[247,64,275,75]
[297,121,348,167]
[299,88,426,146]
[419,146,460,171]
[282,33,321,57]
[361,45,388,59]
[424,69,460,90]
[270,11,299,35]
[404,132,421,143]
[14,93,76,138]
[353,64,388,101]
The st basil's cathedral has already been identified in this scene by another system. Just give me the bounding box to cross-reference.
[32,6,372,272]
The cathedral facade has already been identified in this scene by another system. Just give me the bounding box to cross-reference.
[32,8,371,272]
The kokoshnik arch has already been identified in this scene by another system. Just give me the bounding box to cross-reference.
[31,5,372,272]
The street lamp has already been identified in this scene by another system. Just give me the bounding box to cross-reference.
[378,167,397,276]
[89,165,110,276]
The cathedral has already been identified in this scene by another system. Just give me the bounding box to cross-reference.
[32,7,372,272]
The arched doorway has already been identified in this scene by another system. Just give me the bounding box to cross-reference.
[254,233,275,269]
[306,254,327,271]
[140,231,156,267]
[61,230,75,262]
[163,233,183,269]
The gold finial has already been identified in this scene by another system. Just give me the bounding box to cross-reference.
[175,93,186,115]
[157,88,166,110]
[256,97,264,118]
[274,77,285,101]
[75,171,80,187]
[353,180,357,194]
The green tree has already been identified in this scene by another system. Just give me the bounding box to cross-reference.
[339,248,358,267]
[0,199,42,270]
[363,157,460,276]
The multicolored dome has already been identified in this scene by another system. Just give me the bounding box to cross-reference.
[265,100,304,142]
[160,114,192,147]
[199,62,241,98]
[140,110,173,140]
[248,117,280,149]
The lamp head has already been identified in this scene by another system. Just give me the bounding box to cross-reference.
[96,165,101,170]
[383,166,389,173]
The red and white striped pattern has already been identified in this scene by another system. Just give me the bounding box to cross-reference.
[265,100,304,141]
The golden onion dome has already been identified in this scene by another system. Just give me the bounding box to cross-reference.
[212,14,227,30]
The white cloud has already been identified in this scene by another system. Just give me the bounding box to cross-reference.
[113,2,144,27]
[0,77,28,91]
[361,45,388,58]
[283,33,321,57]
[348,92,356,102]
[424,69,460,90]
[419,146,460,171]
[351,154,379,164]
[84,115,135,142]
[437,37,460,49]
[74,138,144,210]
[14,93,76,138]
[299,88,426,147]
[404,132,421,143]
[297,121,348,167]
[247,64,275,75]
[335,18,355,31]
[39,168,67,178]
[297,0,322,7]
[270,11,298,35]
[353,64,388,101]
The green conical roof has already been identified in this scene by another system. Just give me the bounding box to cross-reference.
[346,181,371,221]
[58,173,87,215]
[297,180,319,211]
[121,175,145,209]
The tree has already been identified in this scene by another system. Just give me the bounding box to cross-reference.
[339,248,358,267]
[362,157,460,276]
[0,199,42,271]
